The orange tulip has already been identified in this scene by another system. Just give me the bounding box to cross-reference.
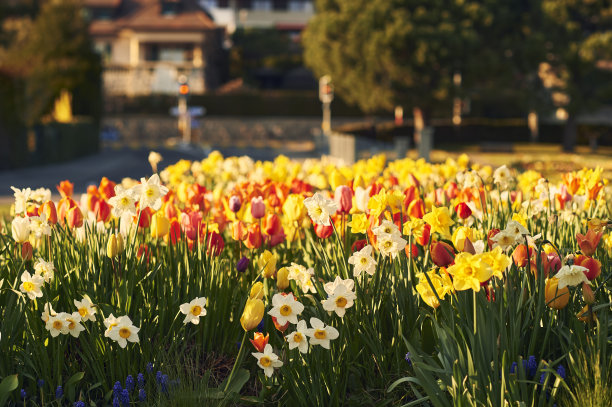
[315,223,333,239]
[249,332,269,352]
[231,220,248,241]
[57,197,77,225]
[98,177,116,200]
[574,255,601,281]
[39,200,58,225]
[94,199,111,223]
[576,229,602,257]
[454,202,472,219]
[545,278,569,310]
[407,199,425,219]
[21,241,33,261]
[244,223,262,249]
[66,206,84,229]
[512,244,533,268]
[166,218,181,245]
[56,180,74,198]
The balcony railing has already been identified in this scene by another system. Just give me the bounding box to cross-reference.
[103,64,205,96]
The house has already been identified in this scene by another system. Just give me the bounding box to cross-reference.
[84,0,226,96]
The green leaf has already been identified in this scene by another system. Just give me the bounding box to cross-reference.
[0,374,19,406]
[65,371,85,402]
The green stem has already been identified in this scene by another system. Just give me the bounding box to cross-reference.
[223,330,249,393]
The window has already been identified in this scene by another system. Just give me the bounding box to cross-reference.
[252,0,272,11]
[202,0,218,9]
[288,0,313,12]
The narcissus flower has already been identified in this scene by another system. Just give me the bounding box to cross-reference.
[304,317,339,349]
[108,316,140,348]
[34,258,55,283]
[303,192,338,226]
[446,252,493,292]
[376,234,407,258]
[46,314,68,337]
[347,213,368,234]
[555,265,590,289]
[286,320,309,353]
[74,296,96,322]
[348,244,377,277]
[132,174,169,211]
[64,312,85,338]
[179,297,207,325]
[108,185,137,218]
[252,344,283,378]
[19,271,44,300]
[322,278,356,318]
[416,269,453,308]
[268,293,304,326]
[423,206,455,238]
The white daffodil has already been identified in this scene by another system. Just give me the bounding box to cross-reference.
[64,312,85,338]
[31,187,51,205]
[74,296,96,322]
[268,293,304,326]
[297,270,317,294]
[179,297,207,325]
[34,258,55,283]
[348,244,377,277]
[556,265,590,289]
[323,276,354,295]
[46,313,69,337]
[103,313,119,337]
[131,174,169,211]
[108,315,140,348]
[303,192,338,226]
[41,302,57,323]
[491,230,519,251]
[372,220,401,239]
[11,216,30,243]
[304,317,339,349]
[493,165,512,190]
[108,185,137,218]
[11,186,32,215]
[322,282,356,318]
[286,320,309,353]
[504,220,530,239]
[29,214,51,239]
[376,234,407,258]
[19,271,44,300]
[252,344,283,378]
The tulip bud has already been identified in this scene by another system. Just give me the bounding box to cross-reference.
[150,212,170,238]
[351,239,367,253]
[66,206,84,229]
[236,256,250,273]
[56,180,74,198]
[229,195,242,213]
[462,237,475,254]
[135,207,152,229]
[512,244,531,268]
[431,241,455,267]
[240,298,265,331]
[257,250,277,278]
[407,199,425,219]
[249,332,269,352]
[576,256,601,281]
[98,177,116,201]
[250,196,266,219]
[232,221,248,241]
[206,231,224,256]
[314,223,333,239]
[487,228,500,250]
[40,201,58,225]
[21,241,33,261]
[12,216,30,243]
[115,233,125,253]
[94,199,111,223]
[249,282,264,300]
[276,267,290,290]
[272,315,290,333]
[334,185,353,214]
[404,243,419,258]
[329,169,347,191]
[107,234,118,258]
[545,278,569,310]
[244,223,262,249]
[454,202,472,219]
[582,282,595,304]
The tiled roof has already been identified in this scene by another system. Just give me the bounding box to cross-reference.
[89,0,217,36]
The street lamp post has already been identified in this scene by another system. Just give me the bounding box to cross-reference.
[177,75,191,144]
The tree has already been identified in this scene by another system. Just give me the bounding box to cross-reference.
[541,0,612,151]
[0,0,101,126]
[303,0,493,121]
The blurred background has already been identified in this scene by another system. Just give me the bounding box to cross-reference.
[0,0,611,178]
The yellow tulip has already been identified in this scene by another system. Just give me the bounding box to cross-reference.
[545,277,569,310]
[250,282,264,300]
[257,250,277,278]
[276,267,289,290]
[240,298,265,331]
[107,234,118,258]
[282,194,306,223]
[150,212,170,238]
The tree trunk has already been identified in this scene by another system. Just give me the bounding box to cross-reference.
[562,114,577,152]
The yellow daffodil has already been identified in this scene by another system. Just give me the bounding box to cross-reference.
[423,206,455,239]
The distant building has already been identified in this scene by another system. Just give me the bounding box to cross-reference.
[84,0,226,96]
[200,0,314,35]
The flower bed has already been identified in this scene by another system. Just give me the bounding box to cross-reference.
[1,152,610,406]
